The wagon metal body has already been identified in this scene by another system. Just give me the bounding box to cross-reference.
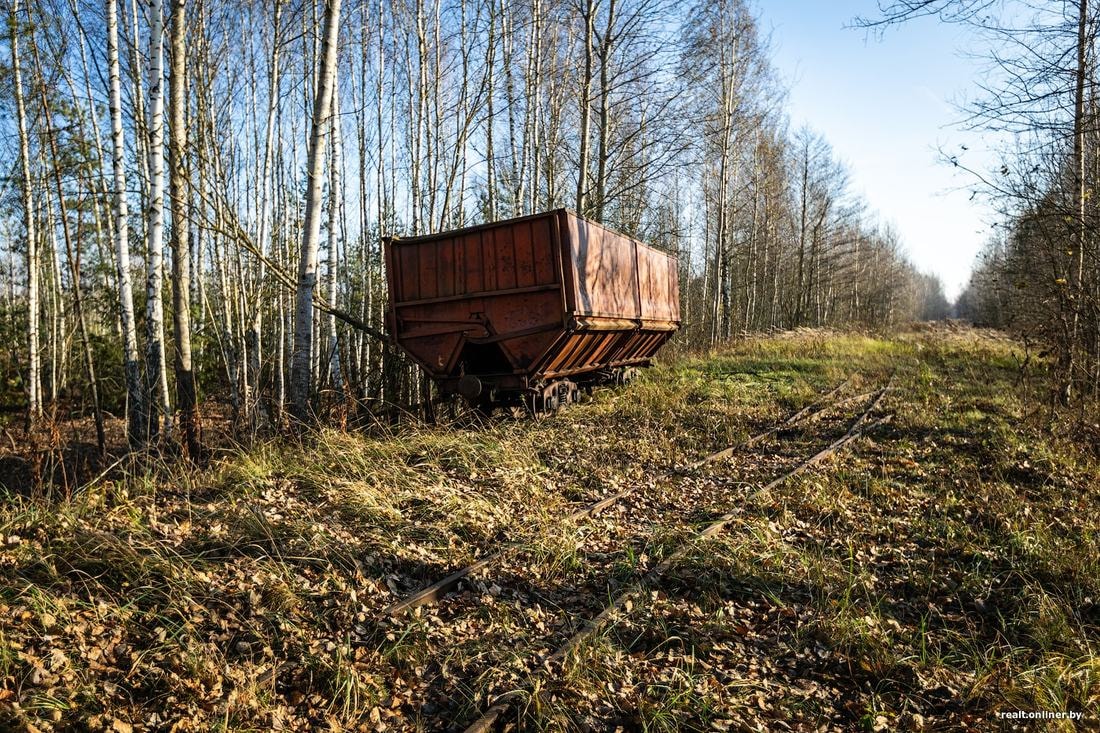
[385,209,680,409]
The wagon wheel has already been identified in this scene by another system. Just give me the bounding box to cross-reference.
[472,398,494,419]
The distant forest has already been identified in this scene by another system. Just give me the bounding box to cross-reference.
[0,0,971,457]
[894,0,1100,406]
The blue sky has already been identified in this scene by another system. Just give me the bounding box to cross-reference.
[760,0,1002,300]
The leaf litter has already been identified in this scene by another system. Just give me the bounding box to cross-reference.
[1,328,1096,731]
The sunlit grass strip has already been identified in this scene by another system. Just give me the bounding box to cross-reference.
[461,384,894,732]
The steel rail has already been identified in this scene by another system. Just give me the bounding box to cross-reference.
[380,376,856,617]
[461,380,894,733]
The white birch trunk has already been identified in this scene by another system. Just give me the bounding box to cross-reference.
[484,0,497,220]
[575,0,595,216]
[168,0,199,456]
[144,0,171,438]
[327,90,343,393]
[107,0,146,446]
[247,0,283,424]
[10,0,42,422]
[290,0,341,423]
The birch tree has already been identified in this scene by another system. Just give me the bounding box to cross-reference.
[108,0,146,447]
[290,0,342,423]
[145,0,171,439]
[576,0,597,216]
[326,90,344,395]
[169,0,200,456]
[9,0,41,424]
[246,0,283,426]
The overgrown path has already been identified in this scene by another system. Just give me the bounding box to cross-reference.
[1,328,1097,732]
[459,381,895,731]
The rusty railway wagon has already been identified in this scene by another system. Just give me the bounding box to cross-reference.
[384,209,680,412]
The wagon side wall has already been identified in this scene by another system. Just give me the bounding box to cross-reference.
[531,211,679,380]
[386,212,566,378]
[559,210,679,328]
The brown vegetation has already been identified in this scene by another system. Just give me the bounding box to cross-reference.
[1,329,1096,731]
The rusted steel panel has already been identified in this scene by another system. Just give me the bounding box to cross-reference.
[387,212,562,377]
[558,210,679,329]
[385,209,680,400]
[561,211,640,320]
[637,242,681,325]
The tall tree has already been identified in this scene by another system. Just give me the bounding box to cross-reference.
[168,0,199,456]
[1066,0,1088,402]
[107,0,146,447]
[576,0,597,216]
[9,0,41,425]
[145,0,170,439]
[326,89,344,395]
[290,0,342,423]
[246,0,284,426]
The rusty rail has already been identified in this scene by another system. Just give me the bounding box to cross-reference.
[461,380,894,733]
[380,376,855,617]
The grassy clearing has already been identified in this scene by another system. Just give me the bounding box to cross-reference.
[1,327,1096,731]
[530,329,1098,731]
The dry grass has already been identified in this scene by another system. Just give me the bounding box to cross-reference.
[1,326,1096,731]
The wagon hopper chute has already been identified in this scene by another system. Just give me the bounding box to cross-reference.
[385,209,680,411]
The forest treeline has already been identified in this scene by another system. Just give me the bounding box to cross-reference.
[1,0,949,457]
[878,0,1100,406]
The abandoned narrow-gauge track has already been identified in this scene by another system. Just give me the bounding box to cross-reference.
[375,376,895,729]
[460,381,894,732]
[380,376,855,617]
[9,330,1096,733]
